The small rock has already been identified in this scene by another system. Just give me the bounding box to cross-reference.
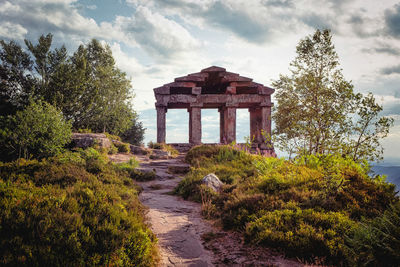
[202,173,223,192]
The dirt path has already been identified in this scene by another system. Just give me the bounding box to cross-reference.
[136,155,213,266]
[111,153,303,267]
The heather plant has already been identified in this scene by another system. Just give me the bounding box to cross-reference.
[175,145,399,265]
[346,202,400,266]
[0,148,158,266]
[114,141,131,153]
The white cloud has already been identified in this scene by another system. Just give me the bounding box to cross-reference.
[114,6,200,59]
[0,22,27,40]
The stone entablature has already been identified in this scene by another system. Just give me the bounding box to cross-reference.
[154,66,275,155]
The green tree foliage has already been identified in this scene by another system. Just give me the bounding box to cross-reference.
[273,29,393,162]
[344,93,394,162]
[0,34,145,143]
[121,114,146,145]
[0,40,34,115]
[0,100,72,160]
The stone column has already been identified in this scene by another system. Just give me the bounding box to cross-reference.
[188,108,192,143]
[249,108,262,143]
[156,105,167,143]
[218,107,225,143]
[189,106,202,144]
[260,106,272,141]
[224,106,236,143]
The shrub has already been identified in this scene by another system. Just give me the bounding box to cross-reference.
[105,132,121,141]
[0,100,72,161]
[185,145,221,165]
[175,145,399,265]
[0,149,158,266]
[114,158,139,172]
[245,208,357,264]
[108,144,118,154]
[121,116,145,146]
[346,203,400,266]
[115,142,131,153]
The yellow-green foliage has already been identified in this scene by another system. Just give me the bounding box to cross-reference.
[113,159,156,182]
[105,132,121,141]
[108,144,119,154]
[246,209,357,261]
[0,148,158,267]
[175,145,399,265]
[114,142,131,153]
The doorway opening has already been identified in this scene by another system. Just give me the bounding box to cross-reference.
[166,109,188,143]
[236,109,250,143]
[201,109,219,143]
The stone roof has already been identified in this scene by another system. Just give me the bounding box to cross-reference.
[154,66,274,96]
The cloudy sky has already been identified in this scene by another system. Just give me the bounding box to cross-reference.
[1,0,400,163]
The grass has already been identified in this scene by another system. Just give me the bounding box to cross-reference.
[174,145,399,265]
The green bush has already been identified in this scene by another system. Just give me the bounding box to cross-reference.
[175,145,399,265]
[108,144,118,154]
[346,203,400,266]
[246,208,356,264]
[0,100,72,161]
[114,158,139,173]
[114,142,131,153]
[105,132,121,141]
[0,148,158,266]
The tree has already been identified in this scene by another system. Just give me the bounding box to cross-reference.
[344,93,394,162]
[0,100,72,160]
[273,29,393,162]
[66,39,135,134]
[121,113,146,145]
[0,34,145,144]
[0,40,34,116]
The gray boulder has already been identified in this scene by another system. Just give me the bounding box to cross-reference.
[71,133,111,149]
[202,173,223,192]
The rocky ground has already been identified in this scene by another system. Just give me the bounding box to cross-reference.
[110,153,303,267]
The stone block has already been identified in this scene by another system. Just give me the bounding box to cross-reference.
[192,87,202,95]
[71,133,111,149]
[226,86,236,94]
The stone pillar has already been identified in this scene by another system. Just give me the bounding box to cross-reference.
[223,107,236,143]
[156,105,167,143]
[218,107,225,143]
[260,106,272,142]
[188,108,192,143]
[189,107,202,144]
[249,108,262,143]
